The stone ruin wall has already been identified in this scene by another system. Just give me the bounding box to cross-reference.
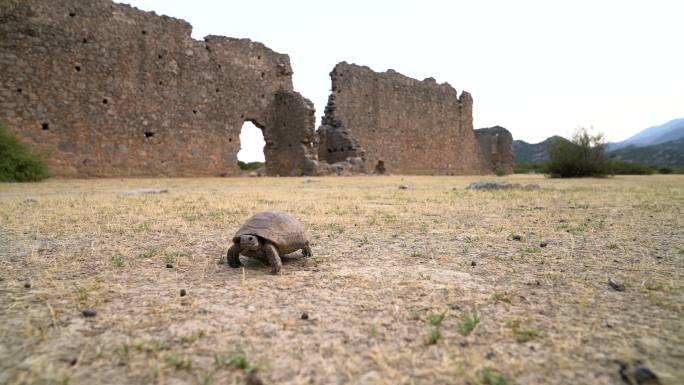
[0,0,317,177]
[474,126,514,174]
[317,62,514,175]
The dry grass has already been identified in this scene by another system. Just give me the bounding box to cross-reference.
[0,175,682,385]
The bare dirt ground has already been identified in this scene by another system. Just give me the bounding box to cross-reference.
[1,175,682,385]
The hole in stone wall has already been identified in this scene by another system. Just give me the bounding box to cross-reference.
[237,121,265,164]
[261,72,265,78]
[260,94,265,98]
[69,12,76,17]
[144,131,154,138]
[82,38,87,43]
[205,45,210,51]
[257,55,261,60]
[102,98,108,104]
[75,66,81,71]
[142,30,147,35]
[217,65,221,69]
[228,138,232,142]
[192,109,197,114]
[159,81,163,85]
[158,54,162,59]
[17,88,22,93]
[42,123,49,130]
[215,88,219,93]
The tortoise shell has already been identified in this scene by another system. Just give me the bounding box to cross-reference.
[233,210,309,254]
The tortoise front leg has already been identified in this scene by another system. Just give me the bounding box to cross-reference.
[263,242,282,275]
[303,242,313,257]
[227,243,242,268]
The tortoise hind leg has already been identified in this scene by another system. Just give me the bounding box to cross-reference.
[227,243,242,268]
[263,242,282,275]
[303,243,313,257]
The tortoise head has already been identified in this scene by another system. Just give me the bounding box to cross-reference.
[239,235,260,251]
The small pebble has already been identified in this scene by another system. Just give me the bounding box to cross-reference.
[459,340,469,347]
[512,235,522,241]
[398,184,409,190]
[485,351,496,359]
[166,263,173,269]
[609,277,626,291]
[301,312,309,320]
[82,308,97,317]
[540,241,548,248]
[633,365,659,384]
[180,289,187,297]
[471,261,476,267]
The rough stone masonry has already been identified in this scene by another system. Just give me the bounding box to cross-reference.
[317,62,514,175]
[0,0,513,177]
[0,0,317,177]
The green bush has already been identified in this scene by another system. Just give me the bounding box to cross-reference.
[0,124,49,182]
[547,128,609,178]
[609,160,655,175]
[237,160,264,171]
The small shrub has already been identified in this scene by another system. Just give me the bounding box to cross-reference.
[608,160,655,175]
[479,367,511,385]
[458,310,481,336]
[0,123,49,182]
[426,328,442,345]
[547,128,609,178]
[237,161,264,171]
[215,353,263,374]
[426,311,446,327]
[165,353,192,369]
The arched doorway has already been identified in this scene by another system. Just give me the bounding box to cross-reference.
[237,120,265,172]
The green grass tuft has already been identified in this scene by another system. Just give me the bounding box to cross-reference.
[458,311,481,336]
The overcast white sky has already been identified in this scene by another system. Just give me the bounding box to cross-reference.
[120,0,683,161]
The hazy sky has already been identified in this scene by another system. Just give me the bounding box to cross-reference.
[120,0,683,161]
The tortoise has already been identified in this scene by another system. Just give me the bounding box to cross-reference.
[227,210,312,274]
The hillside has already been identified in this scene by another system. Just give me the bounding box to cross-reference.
[609,137,684,167]
[607,118,684,150]
[513,136,568,163]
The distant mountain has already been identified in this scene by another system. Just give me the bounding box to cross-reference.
[608,138,684,167]
[513,136,568,163]
[607,118,684,151]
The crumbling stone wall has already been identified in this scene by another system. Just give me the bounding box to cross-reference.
[317,62,490,175]
[0,0,316,177]
[475,126,514,174]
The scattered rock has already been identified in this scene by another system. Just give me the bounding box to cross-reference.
[245,372,264,385]
[511,234,522,241]
[301,312,309,320]
[540,241,548,248]
[466,181,541,190]
[619,362,661,385]
[398,184,409,190]
[459,340,469,347]
[249,167,266,177]
[180,289,187,297]
[485,351,496,359]
[303,178,319,184]
[471,261,477,267]
[69,358,78,366]
[609,277,626,291]
[122,188,169,196]
[82,308,97,317]
[24,282,31,288]
[166,263,173,269]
